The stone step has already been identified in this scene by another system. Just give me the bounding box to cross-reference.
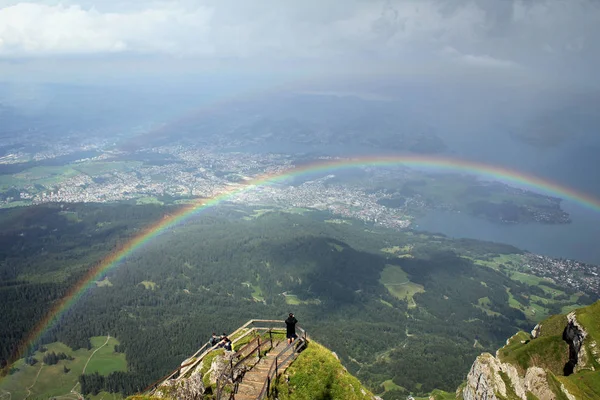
[243,372,268,383]
[237,382,262,395]
[233,394,256,400]
[230,339,301,399]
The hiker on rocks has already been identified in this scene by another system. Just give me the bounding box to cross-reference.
[209,332,220,346]
[285,313,298,344]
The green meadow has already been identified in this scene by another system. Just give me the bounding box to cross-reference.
[0,336,126,400]
[379,264,424,308]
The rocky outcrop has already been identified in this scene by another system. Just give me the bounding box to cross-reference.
[155,365,205,399]
[562,311,590,374]
[462,353,576,400]
[463,353,504,400]
[524,367,554,400]
[531,324,541,339]
[207,351,248,385]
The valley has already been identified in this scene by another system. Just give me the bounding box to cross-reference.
[0,203,597,399]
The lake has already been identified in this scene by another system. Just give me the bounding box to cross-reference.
[415,201,600,264]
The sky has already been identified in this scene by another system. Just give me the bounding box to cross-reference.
[0,0,598,85]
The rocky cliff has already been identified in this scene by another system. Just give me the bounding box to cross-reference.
[459,301,600,400]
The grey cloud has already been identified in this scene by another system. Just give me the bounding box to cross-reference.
[0,0,597,84]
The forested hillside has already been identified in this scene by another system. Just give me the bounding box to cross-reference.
[0,203,596,398]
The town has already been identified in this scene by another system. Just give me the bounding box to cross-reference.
[522,253,600,297]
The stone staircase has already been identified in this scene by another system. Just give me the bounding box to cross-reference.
[233,340,292,400]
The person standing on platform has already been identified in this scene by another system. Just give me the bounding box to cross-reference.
[285,313,298,344]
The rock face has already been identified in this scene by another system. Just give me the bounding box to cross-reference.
[461,311,597,400]
[155,367,205,400]
[462,353,563,400]
[208,352,245,385]
[463,353,504,400]
[531,324,541,339]
[562,311,589,374]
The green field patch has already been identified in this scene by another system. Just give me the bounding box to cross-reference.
[538,284,567,298]
[528,302,550,322]
[324,218,351,225]
[509,271,550,286]
[0,174,28,191]
[242,282,264,302]
[85,337,127,376]
[9,166,82,192]
[173,199,198,205]
[381,245,414,259]
[74,161,142,176]
[428,389,458,400]
[506,287,524,308]
[474,296,502,317]
[88,391,125,400]
[284,294,301,305]
[0,336,126,400]
[283,207,311,215]
[59,211,82,222]
[379,265,424,308]
[478,297,491,307]
[0,200,32,209]
[247,208,275,219]
[96,277,113,287]
[135,196,164,205]
[329,242,344,252]
[282,292,320,306]
[467,253,525,271]
[16,165,80,180]
[561,303,583,315]
[507,288,549,322]
[139,281,157,290]
[381,379,405,392]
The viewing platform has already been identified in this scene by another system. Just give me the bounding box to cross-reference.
[144,319,308,400]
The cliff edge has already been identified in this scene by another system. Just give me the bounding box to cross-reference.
[459,301,600,400]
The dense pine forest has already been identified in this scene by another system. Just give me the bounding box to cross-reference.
[0,203,596,398]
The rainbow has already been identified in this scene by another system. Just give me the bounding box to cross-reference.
[4,154,600,370]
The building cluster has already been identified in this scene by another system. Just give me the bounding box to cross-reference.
[0,144,581,234]
[231,175,412,229]
[523,253,600,296]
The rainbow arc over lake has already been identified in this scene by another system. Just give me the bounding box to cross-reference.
[6,154,600,367]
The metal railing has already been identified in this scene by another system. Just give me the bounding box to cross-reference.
[142,319,301,396]
[255,327,307,400]
[215,329,276,399]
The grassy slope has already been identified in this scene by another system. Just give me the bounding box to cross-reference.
[0,337,126,400]
[274,341,373,400]
[555,301,600,399]
[496,301,600,399]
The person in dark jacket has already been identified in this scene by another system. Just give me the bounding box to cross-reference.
[209,332,219,346]
[285,313,298,344]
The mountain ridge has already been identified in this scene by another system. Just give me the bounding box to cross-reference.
[459,300,600,400]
